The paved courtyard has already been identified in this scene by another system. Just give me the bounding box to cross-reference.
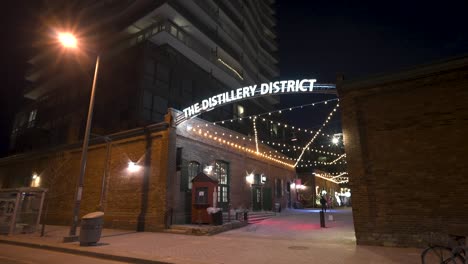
[0,208,422,264]
[222,208,356,244]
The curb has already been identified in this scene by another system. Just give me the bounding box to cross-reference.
[0,239,172,264]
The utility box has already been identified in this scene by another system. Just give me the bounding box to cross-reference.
[191,172,218,224]
[79,211,104,246]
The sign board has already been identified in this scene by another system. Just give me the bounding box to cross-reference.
[182,79,319,119]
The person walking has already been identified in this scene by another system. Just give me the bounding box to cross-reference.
[326,194,332,210]
[320,195,327,212]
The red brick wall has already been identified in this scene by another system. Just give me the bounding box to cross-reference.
[338,56,468,247]
[0,126,171,231]
[0,110,297,229]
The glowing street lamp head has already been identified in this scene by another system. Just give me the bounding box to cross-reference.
[58,32,78,48]
[332,137,339,145]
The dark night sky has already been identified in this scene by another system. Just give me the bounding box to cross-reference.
[277,0,468,130]
[1,0,468,157]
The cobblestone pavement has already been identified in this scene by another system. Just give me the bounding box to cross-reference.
[0,208,422,264]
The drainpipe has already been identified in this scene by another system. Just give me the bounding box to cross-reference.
[98,137,112,211]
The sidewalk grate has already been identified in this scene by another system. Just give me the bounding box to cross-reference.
[288,246,309,250]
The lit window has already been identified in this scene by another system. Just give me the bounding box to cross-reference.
[170,25,177,37]
[188,161,200,190]
[27,110,37,128]
[213,161,229,208]
[237,105,244,117]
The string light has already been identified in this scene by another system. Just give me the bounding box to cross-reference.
[297,160,347,167]
[294,102,340,167]
[211,99,339,126]
[190,100,343,169]
[331,172,348,179]
[194,124,341,160]
[253,117,259,153]
[187,126,294,168]
[261,140,343,157]
[327,154,346,165]
[313,172,349,184]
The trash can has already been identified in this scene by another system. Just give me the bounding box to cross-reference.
[274,203,281,213]
[212,210,223,226]
[79,211,104,246]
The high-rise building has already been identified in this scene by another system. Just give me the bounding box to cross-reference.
[12,0,279,153]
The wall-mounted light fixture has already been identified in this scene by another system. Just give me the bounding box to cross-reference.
[127,161,141,173]
[31,173,40,187]
[246,173,254,184]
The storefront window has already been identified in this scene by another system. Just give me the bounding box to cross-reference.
[215,161,228,184]
[214,160,229,208]
[188,161,200,190]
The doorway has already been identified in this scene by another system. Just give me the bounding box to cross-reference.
[252,186,262,211]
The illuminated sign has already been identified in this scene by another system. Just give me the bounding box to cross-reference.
[182,79,317,118]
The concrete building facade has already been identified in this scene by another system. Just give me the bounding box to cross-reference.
[11,0,280,153]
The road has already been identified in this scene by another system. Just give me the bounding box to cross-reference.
[0,244,126,264]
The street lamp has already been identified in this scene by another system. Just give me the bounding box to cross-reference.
[332,137,339,145]
[58,32,78,48]
[58,32,101,241]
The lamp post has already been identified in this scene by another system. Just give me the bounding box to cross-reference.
[58,32,101,241]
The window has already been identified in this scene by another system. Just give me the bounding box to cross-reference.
[31,174,40,187]
[156,63,170,82]
[169,25,177,37]
[180,160,200,192]
[217,186,228,203]
[176,148,182,171]
[195,187,208,204]
[27,109,37,128]
[143,89,152,121]
[237,105,244,117]
[213,160,229,209]
[188,161,200,190]
[142,90,168,122]
[271,123,278,137]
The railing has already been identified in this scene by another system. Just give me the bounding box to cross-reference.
[118,19,247,84]
[193,0,219,22]
[171,1,242,62]
[215,0,244,32]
